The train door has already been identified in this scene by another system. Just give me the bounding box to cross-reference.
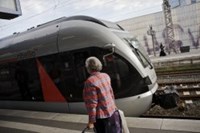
[59,50,89,101]
[59,49,89,113]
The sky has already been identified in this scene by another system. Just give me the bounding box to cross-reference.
[0,0,163,39]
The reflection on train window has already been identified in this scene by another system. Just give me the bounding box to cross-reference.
[0,59,42,101]
[92,47,149,98]
[0,46,150,102]
[101,54,145,98]
[0,66,10,81]
[39,54,68,100]
[38,47,149,102]
[39,51,89,102]
[15,60,42,101]
[0,65,14,100]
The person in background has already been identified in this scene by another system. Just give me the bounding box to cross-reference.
[160,43,166,56]
[83,56,122,133]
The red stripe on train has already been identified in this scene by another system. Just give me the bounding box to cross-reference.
[0,58,17,64]
[36,59,66,102]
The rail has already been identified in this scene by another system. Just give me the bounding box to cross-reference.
[144,69,200,119]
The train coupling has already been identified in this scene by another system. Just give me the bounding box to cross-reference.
[152,85,180,109]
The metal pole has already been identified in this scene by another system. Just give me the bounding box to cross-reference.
[162,0,176,54]
[147,25,156,56]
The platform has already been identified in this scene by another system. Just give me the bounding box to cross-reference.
[0,109,199,133]
[151,49,200,63]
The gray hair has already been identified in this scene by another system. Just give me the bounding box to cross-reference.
[85,56,102,74]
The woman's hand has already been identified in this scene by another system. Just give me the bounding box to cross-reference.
[87,122,94,129]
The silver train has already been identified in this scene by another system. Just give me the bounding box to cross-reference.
[0,16,158,116]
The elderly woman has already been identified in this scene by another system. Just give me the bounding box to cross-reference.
[83,56,122,133]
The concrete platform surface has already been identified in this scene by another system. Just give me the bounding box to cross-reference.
[0,109,200,133]
[150,49,200,63]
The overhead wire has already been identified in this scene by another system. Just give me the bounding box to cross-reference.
[0,0,116,29]
[0,0,80,28]
[0,0,162,36]
[111,4,162,21]
[53,0,116,17]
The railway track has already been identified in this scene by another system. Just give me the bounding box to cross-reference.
[156,69,200,76]
[145,59,200,118]
[157,85,200,100]
[143,70,200,119]
[157,71,200,101]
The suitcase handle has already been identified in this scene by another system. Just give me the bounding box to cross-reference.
[82,127,96,133]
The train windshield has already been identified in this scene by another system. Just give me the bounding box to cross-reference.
[124,38,153,69]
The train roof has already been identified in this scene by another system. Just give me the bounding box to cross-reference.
[0,15,124,41]
[0,15,129,63]
[37,15,124,30]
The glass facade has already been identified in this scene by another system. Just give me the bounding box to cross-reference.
[180,0,187,6]
[118,2,200,55]
[169,0,180,8]
[169,0,198,8]
[191,0,197,3]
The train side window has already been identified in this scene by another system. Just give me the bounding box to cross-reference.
[0,64,15,100]
[14,60,42,101]
[0,59,42,101]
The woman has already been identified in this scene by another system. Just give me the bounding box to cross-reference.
[83,56,122,133]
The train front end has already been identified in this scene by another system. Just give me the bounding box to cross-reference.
[103,29,158,116]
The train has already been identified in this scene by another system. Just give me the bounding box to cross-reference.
[0,16,158,116]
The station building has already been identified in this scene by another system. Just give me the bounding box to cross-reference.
[118,0,200,56]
